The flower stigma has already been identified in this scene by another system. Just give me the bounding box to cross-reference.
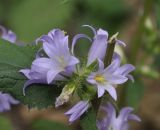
[94,74,105,83]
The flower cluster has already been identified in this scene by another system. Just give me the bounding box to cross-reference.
[10,25,139,129]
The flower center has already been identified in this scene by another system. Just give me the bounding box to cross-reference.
[94,74,105,83]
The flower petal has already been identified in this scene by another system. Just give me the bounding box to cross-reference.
[128,114,141,122]
[87,34,108,66]
[98,59,104,71]
[65,101,85,115]
[115,64,135,75]
[97,28,108,37]
[116,39,126,47]
[68,56,79,66]
[67,101,89,122]
[127,74,134,82]
[6,94,19,104]
[104,85,117,100]
[103,57,121,74]
[97,85,105,98]
[20,69,31,79]
[36,35,53,44]
[47,69,62,84]
[105,74,128,84]
[32,58,54,72]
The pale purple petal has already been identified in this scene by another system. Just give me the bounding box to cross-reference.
[97,29,108,37]
[119,107,133,120]
[67,56,79,66]
[104,85,117,100]
[103,57,121,74]
[128,114,141,122]
[116,39,126,47]
[115,64,135,76]
[42,42,57,59]
[87,34,108,66]
[97,85,105,98]
[0,92,19,112]
[104,74,128,84]
[47,69,61,84]
[87,78,97,85]
[97,103,140,130]
[112,52,121,61]
[20,69,31,79]
[65,101,86,115]
[65,101,89,123]
[97,103,116,130]
[69,103,89,122]
[0,26,17,43]
[36,35,53,44]
[127,74,134,82]
[98,59,104,71]
[5,94,19,104]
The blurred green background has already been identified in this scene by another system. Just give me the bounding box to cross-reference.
[0,0,160,130]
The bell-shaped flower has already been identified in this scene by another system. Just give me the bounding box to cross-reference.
[87,54,135,100]
[0,92,19,112]
[97,103,141,130]
[20,29,79,95]
[71,25,125,66]
[65,100,90,123]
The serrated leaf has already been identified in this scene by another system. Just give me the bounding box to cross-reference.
[81,109,97,130]
[126,79,144,108]
[0,39,62,109]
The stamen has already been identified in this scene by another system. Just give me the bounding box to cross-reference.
[94,74,105,83]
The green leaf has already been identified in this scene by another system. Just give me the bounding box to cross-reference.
[126,79,144,108]
[31,119,72,130]
[81,109,97,130]
[0,39,61,108]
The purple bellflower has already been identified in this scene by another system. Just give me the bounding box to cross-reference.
[84,25,109,66]
[97,103,141,130]
[70,25,109,66]
[65,100,90,123]
[0,25,17,43]
[0,92,19,112]
[71,25,125,66]
[20,29,79,95]
[87,54,135,100]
